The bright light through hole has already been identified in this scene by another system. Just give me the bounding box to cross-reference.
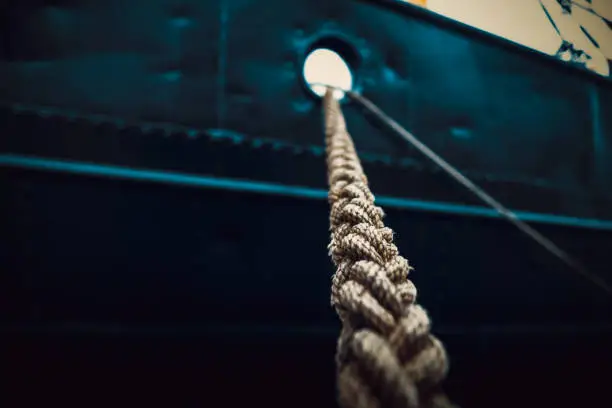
[303,48,353,100]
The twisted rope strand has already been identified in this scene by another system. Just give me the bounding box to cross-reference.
[323,88,455,408]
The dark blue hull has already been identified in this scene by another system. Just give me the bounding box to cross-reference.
[1,1,612,407]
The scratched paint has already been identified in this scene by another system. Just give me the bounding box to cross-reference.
[409,0,612,76]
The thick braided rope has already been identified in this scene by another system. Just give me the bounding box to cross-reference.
[324,89,455,408]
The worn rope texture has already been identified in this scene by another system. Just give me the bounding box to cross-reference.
[324,89,455,408]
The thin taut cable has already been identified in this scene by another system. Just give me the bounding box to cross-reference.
[311,83,612,296]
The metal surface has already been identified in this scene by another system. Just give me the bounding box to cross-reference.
[1,0,611,220]
[1,1,612,407]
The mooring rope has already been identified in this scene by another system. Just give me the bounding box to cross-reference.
[323,88,456,408]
